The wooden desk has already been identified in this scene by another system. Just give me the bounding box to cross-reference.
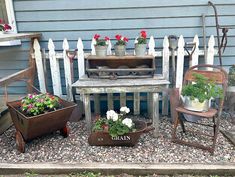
[72,76,170,137]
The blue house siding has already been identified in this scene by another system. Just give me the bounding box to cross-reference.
[0,0,235,94]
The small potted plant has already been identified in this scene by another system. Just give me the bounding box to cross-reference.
[93,34,110,57]
[7,93,76,152]
[0,18,12,34]
[181,73,223,112]
[135,30,147,56]
[114,34,129,56]
[88,106,153,146]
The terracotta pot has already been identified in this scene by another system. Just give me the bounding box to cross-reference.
[95,45,108,57]
[114,45,126,56]
[135,44,146,56]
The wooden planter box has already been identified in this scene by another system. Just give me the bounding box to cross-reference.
[7,98,76,153]
[86,55,155,79]
[88,120,154,146]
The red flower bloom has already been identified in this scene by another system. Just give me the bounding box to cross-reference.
[123,37,129,42]
[105,36,110,41]
[3,24,11,31]
[94,34,100,40]
[115,34,122,41]
[140,30,147,39]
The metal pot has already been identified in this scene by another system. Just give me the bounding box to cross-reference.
[95,45,108,57]
[181,96,209,112]
[114,45,126,56]
[135,44,146,56]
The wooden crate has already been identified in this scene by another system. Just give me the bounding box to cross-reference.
[86,55,155,79]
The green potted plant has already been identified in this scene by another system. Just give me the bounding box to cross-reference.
[181,73,223,112]
[135,30,147,56]
[7,93,76,152]
[114,34,129,56]
[94,34,110,57]
[0,18,12,34]
[88,106,153,146]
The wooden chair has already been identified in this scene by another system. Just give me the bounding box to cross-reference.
[172,64,228,154]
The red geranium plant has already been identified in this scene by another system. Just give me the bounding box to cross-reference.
[0,18,12,32]
[115,34,129,46]
[137,30,147,44]
[94,34,110,46]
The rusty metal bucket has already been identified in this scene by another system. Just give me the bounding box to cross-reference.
[88,120,154,146]
[7,98,76,152]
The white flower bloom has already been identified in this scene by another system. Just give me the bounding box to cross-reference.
[122,118,133,128]
[120,106,130,114]
[106,110,119,121]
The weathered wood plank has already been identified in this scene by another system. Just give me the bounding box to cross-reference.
[206,35,215,70]
[147,93,153,119]
[83,94,92,132]
[191,35,199,67]
[120,93,126,107]
[77,38,85,78]
[94,94,100,115]
[0,33,41,42]
[107,93,114,110]
[33,39,46,93]
[152,92,160,137]
[133,92,140,115]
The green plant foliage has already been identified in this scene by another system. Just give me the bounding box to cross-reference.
[181,73,223,103]
[21,93,61,116]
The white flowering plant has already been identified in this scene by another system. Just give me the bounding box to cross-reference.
[92,106,136,137]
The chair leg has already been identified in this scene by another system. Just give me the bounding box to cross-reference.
[179,113,186,133]
[211,117,220,154]
[172,112,180,141]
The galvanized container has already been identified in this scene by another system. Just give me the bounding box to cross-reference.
[181,96,209,112]
[135,44,146,56]
[95,45,108,57]
[114,45,126,56]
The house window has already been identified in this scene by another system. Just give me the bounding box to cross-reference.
[0,0,20,46]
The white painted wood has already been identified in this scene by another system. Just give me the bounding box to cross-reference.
[162,36,170,81]
[107,39,112,55]
[91,37,96,55]
[191,34,199,67]
[148,36,155,56]
[48,38,62,97]
[152,92,160,137]
[206,35,215,70]
[33,39,46,93]
[133,37,138,55]
[134,92,140,115]
[175,35,185,90]
[77,37,85,78]
[107,93,114,110]
[62,38,73,101]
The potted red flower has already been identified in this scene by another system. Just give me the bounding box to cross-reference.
[114,34,129,56]
[93,34,110,57]
[0,18,12,34]
[135,30,147,56]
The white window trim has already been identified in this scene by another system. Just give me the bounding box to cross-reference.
[0,0,21,46]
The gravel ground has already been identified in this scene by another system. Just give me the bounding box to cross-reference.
[0,114,234,164]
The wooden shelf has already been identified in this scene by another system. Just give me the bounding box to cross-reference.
[0,33,41,42]
[86,55,154,60]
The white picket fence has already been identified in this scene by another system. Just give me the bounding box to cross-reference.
[32,34,215,102]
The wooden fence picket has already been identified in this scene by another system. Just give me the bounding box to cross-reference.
[148,36,155,56]
[48,38,62,97]
[33,39,46,93]
[176,35,185,90]
[62,38,73,101]
[206,35,215,70]
[191,35,199,67]
[91,37,96,55]
[77,38,85,78]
